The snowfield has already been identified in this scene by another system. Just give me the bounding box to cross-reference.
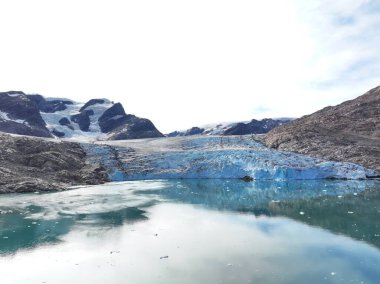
[41,99,113,140]
[82,135,376,181]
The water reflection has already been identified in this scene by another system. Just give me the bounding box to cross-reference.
[0,181,164,255]
[0,180,380,284]
[0,209,73,255]
[269,188,380,249]
[137,179,380,249]
[1,180,379,255]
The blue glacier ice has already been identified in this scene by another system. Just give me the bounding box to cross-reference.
[82,136,376,181]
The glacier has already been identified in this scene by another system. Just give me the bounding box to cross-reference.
[82,136,376,181]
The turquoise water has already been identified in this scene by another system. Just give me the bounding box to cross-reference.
[0,180,380,284]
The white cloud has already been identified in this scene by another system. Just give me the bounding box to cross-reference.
[0,0,379,133]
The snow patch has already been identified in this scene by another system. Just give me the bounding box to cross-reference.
[110,115,124,120]
[40,99,113,141]
[0,111,28,125]
[6,93,23,97]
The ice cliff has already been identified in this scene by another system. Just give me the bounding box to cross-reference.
[83,136,376,181]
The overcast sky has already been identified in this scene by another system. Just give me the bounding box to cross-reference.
[0,0,379,133]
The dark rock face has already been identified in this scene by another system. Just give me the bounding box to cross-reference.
[167,119,288,137]
[79,99,106,112]
[108,115,165,140]
[264,85,380,173]
[27,94,73,113]
[0,92,52,138]
[59,117,71,126]
[52,129,65,137]
[97,102,164,140]
[58,117,74,130]
[167,131,182,137]
[167,127,205,137]
[0,133,109,193]
[186,127,205,136]
[98,103,128,133]
[71,110,94,132]
[224,119,287,135]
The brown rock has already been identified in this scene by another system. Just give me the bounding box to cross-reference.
[0,134,109,193]
[264,85,380,173]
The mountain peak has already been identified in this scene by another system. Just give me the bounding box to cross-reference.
[0,93,164,141]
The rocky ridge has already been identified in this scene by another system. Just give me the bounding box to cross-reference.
[264,85,380,174]
[167,118,290,137]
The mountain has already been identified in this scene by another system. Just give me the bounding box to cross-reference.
[0,91,164,140]
[0,91,52,138]
[166,118,290,137]
[264,85,380,174]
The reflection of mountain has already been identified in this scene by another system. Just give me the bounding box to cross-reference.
[0,203,152,255]
[136,179,373,212]
[136,179,380,249]
[1,180,379,256]
[269,187,380,249]
[74,207,148,226]
[0,206,74,255]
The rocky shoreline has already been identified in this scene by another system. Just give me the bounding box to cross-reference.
[0,134,109,193]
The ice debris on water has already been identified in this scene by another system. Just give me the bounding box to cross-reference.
[299,211,305,215]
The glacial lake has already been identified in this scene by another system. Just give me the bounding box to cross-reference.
[1,180,380,284]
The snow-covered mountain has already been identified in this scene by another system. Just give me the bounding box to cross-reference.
[166,118,291,137]
[0,91,164,140]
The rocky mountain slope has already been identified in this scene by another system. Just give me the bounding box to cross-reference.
[0,91,52,138]
[264,85,380,174]
[0,133,109,193]
[167,118,290,137]
[0,91,164,140]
